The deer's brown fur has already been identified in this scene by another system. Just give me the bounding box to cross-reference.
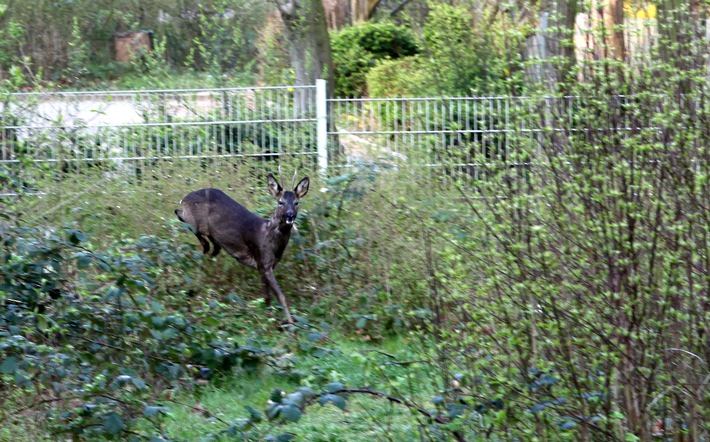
[175,173,309,323]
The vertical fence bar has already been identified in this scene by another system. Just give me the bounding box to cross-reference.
[316,79,328,176]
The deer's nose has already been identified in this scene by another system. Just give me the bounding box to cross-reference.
[285,212,296,224]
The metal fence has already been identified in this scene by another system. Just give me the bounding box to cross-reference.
[328,95,521,175]
[0,80,682,195]
[1,83,325,194]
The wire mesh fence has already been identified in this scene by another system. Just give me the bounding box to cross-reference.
[1,81,699,196]
[328,96,518,174]
[1,85,319,195]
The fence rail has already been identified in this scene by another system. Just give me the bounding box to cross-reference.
[0,80,696,195]
[1,84,322,192]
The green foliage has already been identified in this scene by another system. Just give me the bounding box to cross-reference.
[0,220,279,439]
[0,18,24,72]
[365,55,428,97]
[3,3,710,437]
[188,0,263,87]
[398,47,710,440]
[419,3,515,96]
[364,4,524,97]
[330,21,419,97]
[0,0,269,87]
[64,17,92,85]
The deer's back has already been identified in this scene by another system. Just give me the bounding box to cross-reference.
[179,188,272,267]
[180,189,266,238]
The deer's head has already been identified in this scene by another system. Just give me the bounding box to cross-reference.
[267,172,310,225]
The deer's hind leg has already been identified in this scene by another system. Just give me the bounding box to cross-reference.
[262,284,272,307]
[195,233,212,255]
[176,209,213,255]
[207,236,221,257]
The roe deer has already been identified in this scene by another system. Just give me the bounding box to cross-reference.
[175,172,310,324]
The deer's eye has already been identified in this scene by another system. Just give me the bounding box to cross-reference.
[294,201,299,206]
[278,200,285,206]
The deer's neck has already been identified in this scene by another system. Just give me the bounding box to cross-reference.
[267,218,293,237]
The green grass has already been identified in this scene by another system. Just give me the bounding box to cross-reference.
[163,336,439,441]
[0,419,52,442]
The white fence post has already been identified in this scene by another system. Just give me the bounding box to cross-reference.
[316,79,328,176]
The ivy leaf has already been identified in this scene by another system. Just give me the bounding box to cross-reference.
[306,332,325,342]
[115,375,132,385]
[144,406,169,417]
[538,374,558,386]
[131,377,147,390]
[355,317,368,329]
[560,420,576,430]
[530,403,547,413]
[37,315,49,332]
[203,316,220,327]
[0,356,18,374]
[318,393,347,410]
[14,371,31,388]
[74,253,93,269]
[67,229,87,245]
[226,424,241,436]
[296,386,316,398]
[102,412,125,435]
[285,392,305,407]
[245,405,263,423]
[94,257,112,271]
[324,382,344,393]
[266,404,281,421]
[447,403,467,420]
[280,404,302,422]
[126,278,149,293]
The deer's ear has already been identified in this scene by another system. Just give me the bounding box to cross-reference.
[267,173,283,197]
[295,177,310,198]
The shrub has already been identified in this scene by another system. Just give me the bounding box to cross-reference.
[0,221,279,439]
[366,56,428,97]
[330,22,419,97]
[420,3,515,96]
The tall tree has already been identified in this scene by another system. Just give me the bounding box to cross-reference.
[521,0,578,90]
[351,0,380,23]
[593,0,625,60]
[273,0,335,100]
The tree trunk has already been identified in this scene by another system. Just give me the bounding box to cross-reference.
[351,0,379,23]
[273,0,335,106]
[579,0,625,62]
[524,0,578,91]
[599,0,625,60]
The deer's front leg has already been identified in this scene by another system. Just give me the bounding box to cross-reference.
[260,268,293,324]
[261,276,272,307]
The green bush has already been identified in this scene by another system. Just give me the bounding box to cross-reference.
[420,3,516,96]
[330,21,419,97]
[0,223,267,438]
[366,55,428,97]
[363,5,521,97]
